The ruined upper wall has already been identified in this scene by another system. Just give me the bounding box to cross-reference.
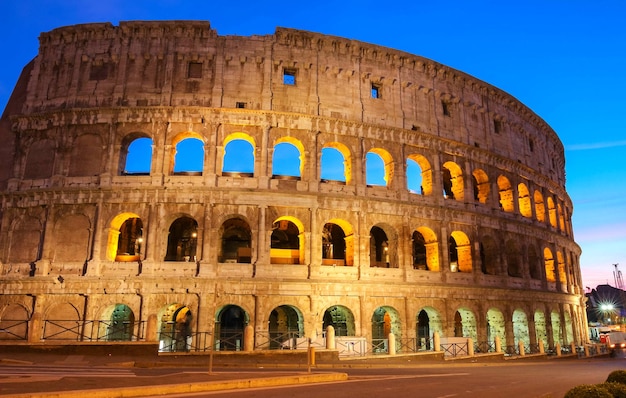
[16,21,564,183]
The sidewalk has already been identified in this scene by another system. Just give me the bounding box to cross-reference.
[0,352,348,398]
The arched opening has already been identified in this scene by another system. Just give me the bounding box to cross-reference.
[321,142,351,184]
[165,216,198,262]
[547,196,557,228]
[518,183,532,218]
[158,303,193,352]
[544,247,556,283]
[412,231,427,270]
[407,154,432,195]
[449,231,472,273]
[270,218,302,264]
[322,221,354,266]
[564,311,574,344]
[172,136,204,175]
[107,213,143,262]
[472,169,490,204]
[323,305,355,336]
[512,309,530,352]
[528,245,542,280]
[506,239,522,277]
[371,306,401,353]
[366,148,393,187]
[216,305,248,351]
[101,304,135,341]
[551,310,563,347]
[0,304,30,340]
[269,305,304,349]
[42,303,81,340]
[442,161,464,201]
[219,218,252,263]
[369,225,392,268]
[272,140,303,179]
[454,308,477,341]
[486,308,506,348]
[121,136,152,175]
[480,235,498,275]
[417,310,431,350]
[223,133,255,176]
[557,251,567,289]
[497,175,514,212]
[534,190,546,222]
[534,310,548,349]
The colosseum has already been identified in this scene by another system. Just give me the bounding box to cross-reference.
[0,21,585,356]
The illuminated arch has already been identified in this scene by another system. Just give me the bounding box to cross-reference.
[372,306,402,351]
[106,212,143,262]
[453,307,477,340]
[544,247,555,282]
[518,182,532,218]
[322,218,354,266]
[270,216,304,265]
[472,169,490,204]
[497,175,514,212]
[323,305,356,336]
[486,308,506,346]
[547,196,557,228]
[321,142,352,184]
[407,154,433,195]
[412,226,439,271]
[366,148,393,187]
[170,131,204,175]
[557,203,565,231]
[449,231,472,273]
[158,303,194,352]
[512,309,530,350]
[556,251,567,287]
[534,190,545,222]
[442,161,464,201]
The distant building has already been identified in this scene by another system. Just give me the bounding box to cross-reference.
[0,21,585,353]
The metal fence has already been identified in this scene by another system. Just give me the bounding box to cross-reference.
[158,331,212,352]
[0,320,28,340]
[41,320,146,341]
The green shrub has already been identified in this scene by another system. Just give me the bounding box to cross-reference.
[603,382,626,398]
[564,384,612,398]
[607,370,626,385]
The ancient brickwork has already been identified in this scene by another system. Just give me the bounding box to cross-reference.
[0,21,584,352]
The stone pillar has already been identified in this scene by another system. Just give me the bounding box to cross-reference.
[28,312,43,343]
[326,325,335,350]
[146,314,158,342]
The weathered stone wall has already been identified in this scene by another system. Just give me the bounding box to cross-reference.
[0,21,585,350]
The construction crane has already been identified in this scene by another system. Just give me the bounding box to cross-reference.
[614,263,624,290]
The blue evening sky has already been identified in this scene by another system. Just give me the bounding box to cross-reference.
[1,0,624,289]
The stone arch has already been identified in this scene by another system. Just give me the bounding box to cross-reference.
[366,148,393,187]
[534,190,546,222]
[518,182,532,218]
[218,217,252,263]
[120,134,152,175]
[270,216,303,265]
[223,132,255,175]
[512,309,530,350]
[170,132,204,175]
[100,303,135,341]
[0,303,30,340]
[321,142,352,184]
[323,305,356,336]
[165,216,199,262]
[544,247,555,283]
[371,306,401,352]
[8,215,43,263]
[158,303,193,352]
[24,139,55,179]
[564,310,574,344]
[42,302,81,340]
[506,239,522,277]
[68,133,103,177]
[416,307,443,350]
[550,310,563,346]
[480,235,499,275]
[412,227,439,271]
[442,161,464,201]
[268,305,304,349]
[486,308,506,346]
[556,250,567,288]
[528,244,542,280]
[449,231,472,273]
[454,307,477,340]
[497,175,514,212]
[547,196,557,228]
[215,304,250,351]
[369,223,397,268]
[272,137,304,178]
[472,168,490,204]
[106,213,143,262]
[534,310,548,349]
[407,154,432,195]
[322,219,354,266]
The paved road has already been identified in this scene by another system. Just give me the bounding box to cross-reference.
[155,359,626,398]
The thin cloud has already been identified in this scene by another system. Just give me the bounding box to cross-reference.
[566,140,626,151]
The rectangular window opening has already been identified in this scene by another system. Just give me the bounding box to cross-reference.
[283,68,296,85]
[188,62,203,79]
[493,119,502,134]
[371,83,382,99]
[442,101,450,117]
[236,102,246,109]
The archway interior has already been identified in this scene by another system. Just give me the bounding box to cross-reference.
[105,303,135,341]
[158,303,192,352]
[269,305,303,349]
[165,216,198,261]
[216,305,247,351]
[322,305,355,337]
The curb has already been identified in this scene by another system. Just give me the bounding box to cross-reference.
[2,372,349,398]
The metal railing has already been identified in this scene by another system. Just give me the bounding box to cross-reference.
[474,341,496,353]
[158,331,212,352]
[441,342,469,357]
[369,338,388,354]
[254,331,305,350]
[0,320,28,340]
[42,320,146,341]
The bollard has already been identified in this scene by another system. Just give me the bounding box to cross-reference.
[584,345,590,357]
[434,331,441,352]
[467,338,475,357]
[519,340,525,356]
[243,325,254,352]
[326,325,336,350]
[539,339,545,354]
[495,335,502,353]
[388,333,396,355]
[571,342,576,356]
[556,342,562,357]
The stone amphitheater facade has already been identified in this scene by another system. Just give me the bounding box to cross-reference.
[0,21,585,353]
